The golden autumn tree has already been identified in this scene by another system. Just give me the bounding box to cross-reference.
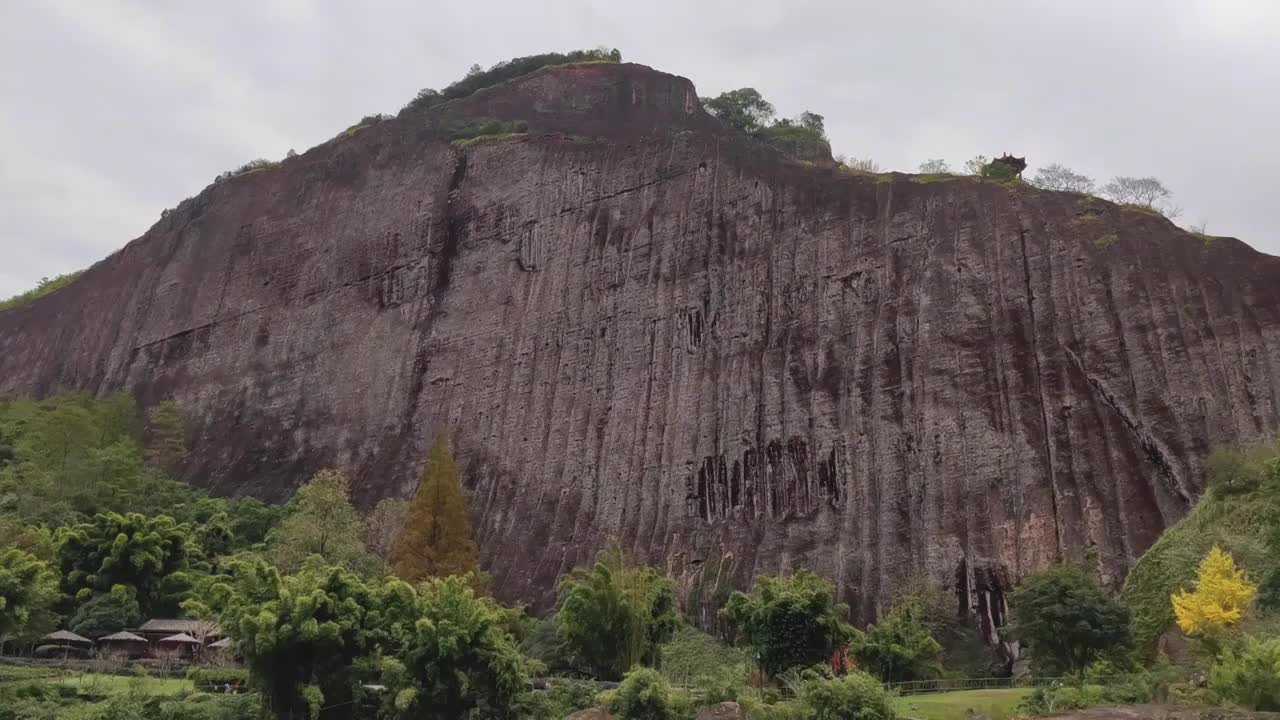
[389,432,479,583]
[1172,546,1257,636]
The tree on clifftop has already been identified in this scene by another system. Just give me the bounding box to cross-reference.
[389,433,479,583]
[702,88,776,132]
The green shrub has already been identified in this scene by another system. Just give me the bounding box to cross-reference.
[1210,635,1280,711]
[521,679,601,720]
[1018,683,1105,715]
[856,599,943,682]
[659,626,751,691]
[155,693,263,720]
[186,667,250,689]
[609,667,690,720]
[1008,563,1133,675]
[800,671,897,720]
[721,570,860,679]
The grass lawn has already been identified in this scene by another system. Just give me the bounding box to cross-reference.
[895,688,1032,720]
[53,672,194,696]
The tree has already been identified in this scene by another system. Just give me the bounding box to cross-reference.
[917,159,951,174]
[1172,546,1257,636]
[844,157,882,173]
[377,575,530,719]
[207,555,416,720]
[269,468,373,574]
[963,155,989,176]
[856,598,943,682]
[702,88,776,132]
[56,512,193,616]
[0,547,59,642]
[720,570,859,678]
[389,434,479,583]
[68,586,141,639]
[1029,163,1095,193]
[1100,176,1180,218]
[143,401,187,473]
[799,111,826,137]
[556,544,678,680]
[1008,564,1134,675]
[366,497,409,561]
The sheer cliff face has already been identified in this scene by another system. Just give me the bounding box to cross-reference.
[2,63,1278,620]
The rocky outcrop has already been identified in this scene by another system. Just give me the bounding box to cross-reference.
[1,62,1278,628]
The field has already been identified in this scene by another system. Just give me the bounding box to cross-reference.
[53,672,195,696]
[895,688,1032,720]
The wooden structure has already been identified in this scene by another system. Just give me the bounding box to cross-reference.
[97,631,150,659]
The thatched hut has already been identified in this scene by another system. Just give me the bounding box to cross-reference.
[156,632,202,659]
[97,631,149,659]
[37,630,92,659]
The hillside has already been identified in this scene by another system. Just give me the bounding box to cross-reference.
[0,61,1278,624]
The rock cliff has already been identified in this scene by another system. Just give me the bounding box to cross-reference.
[2,62,1278,627]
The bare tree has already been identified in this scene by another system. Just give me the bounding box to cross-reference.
[917,158,951,174]
[963,155,989,176]
[1100,176,1181,218]
[844,157,881,173]
[1028,163,1095,193]
[365,497,410,560]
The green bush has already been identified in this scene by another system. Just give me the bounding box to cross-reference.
[1018,683,1104,715]
[609,667,690,720]
[800,671,897,720]
[659,626,751,691]
[1009,563,1133,675]
[721,570,860,679]
[521,679,601,720]
[856,599,943,682]
[1210,635,1280,711]
[186,667,250,689]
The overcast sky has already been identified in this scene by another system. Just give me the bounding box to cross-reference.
[2,0,1277,298]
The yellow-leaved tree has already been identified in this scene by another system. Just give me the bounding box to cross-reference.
[1172,546,1257,636]
[388,432,479,583]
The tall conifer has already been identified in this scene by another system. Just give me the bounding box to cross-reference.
[389,433,479,583]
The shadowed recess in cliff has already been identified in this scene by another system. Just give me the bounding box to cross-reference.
[685,438,843,522]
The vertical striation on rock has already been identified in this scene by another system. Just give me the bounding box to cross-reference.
[1,63,1278,626]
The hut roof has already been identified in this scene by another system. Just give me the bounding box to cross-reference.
[157,633,202,645]
[43,630,91,645]
[98,631,148,643]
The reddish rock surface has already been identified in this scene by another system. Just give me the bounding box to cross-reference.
[1,63,1278,623]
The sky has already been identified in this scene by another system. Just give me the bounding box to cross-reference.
[2,0,1278,298]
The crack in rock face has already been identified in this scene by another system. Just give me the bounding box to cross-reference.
[1,64,1279,642]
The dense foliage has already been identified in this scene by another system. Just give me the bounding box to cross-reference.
[856,598,942,682]
[268,468,375,575]
[608,666,688,720]
[57,512,194,617]
[0,546,58,641]
[556,545,677,680]
[1210,635,1280,711]
[800,671,897,720]
[389,433,478,583]
[68,585,142,639]
[204,555,411,719]
[721,570,859,678]
[375,575,530,719]
[1009,563,1134,675]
